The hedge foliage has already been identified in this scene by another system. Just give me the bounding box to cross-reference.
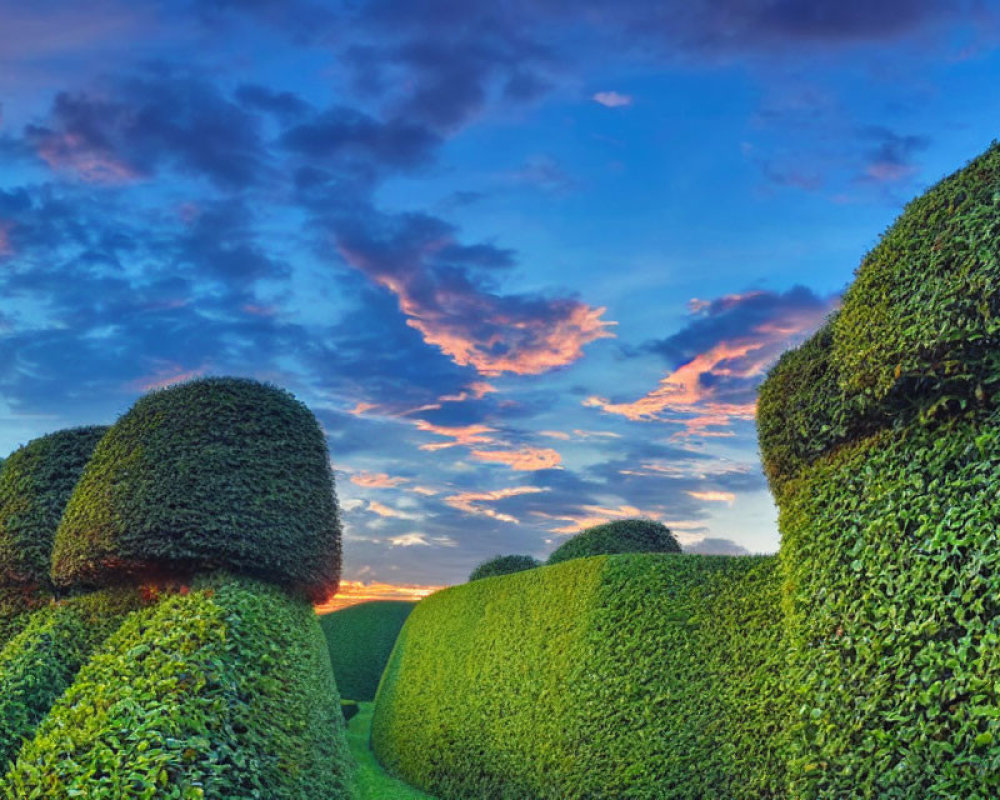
[0,427,108,588]
[468,554,540,581]
[51,378,343,602]
[0,587,145,770]
[545,518,680,565]
[777,410,1000,799]
[372,554,786,799]
[320,601,415,702]
[1,574,357,799]
[0,587,47,652]
[759,141,1000,490]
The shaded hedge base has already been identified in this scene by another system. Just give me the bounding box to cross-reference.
[373,554,786,800]
[0,574,357,800]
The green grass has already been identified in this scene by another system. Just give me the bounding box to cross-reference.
[346,702,435,800]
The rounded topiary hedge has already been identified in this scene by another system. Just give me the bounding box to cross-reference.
[759,141,1000,796]
[546,518,679,565]
[0,427,108,588]
[51,378,342,602]
[468,554,540,581]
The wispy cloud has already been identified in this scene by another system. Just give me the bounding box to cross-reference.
[350,471,409,488]
[592,90,632,107]
[315,579,444,613]
[445,486,548,523]
[470,445,562,470]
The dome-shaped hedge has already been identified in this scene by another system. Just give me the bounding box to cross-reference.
[468,554,540,581]
[51,377,342,602]
[0,427,108,588]
[546,519,679,565]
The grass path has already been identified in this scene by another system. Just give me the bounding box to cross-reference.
[347,702,437,800]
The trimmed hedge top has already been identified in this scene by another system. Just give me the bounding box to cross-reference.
[0,427,108,588]
[546,518,679,565]
[468,554,540,581]
[51,377,342,602]
[759,141,1000,489]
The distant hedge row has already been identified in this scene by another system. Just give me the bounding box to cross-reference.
[1,574,357,799]
[320,601,415,702]
[372,554,786,799]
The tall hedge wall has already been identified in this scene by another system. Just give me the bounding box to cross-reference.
[1,574,357,799]
[758,140,1000,797]
[371,553,786,799]
[51,378,342,602]
[0,427,107,588]
[319,600,415,702]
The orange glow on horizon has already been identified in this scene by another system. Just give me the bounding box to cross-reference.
[316,580,446,613]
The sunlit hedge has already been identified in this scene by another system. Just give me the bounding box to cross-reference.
[0,427,107,588]
[372,554,786,799]
[51,378,343,602]
[0,586,144,770]
[758,141,1000,797]
[545,518,680,565]
[1,574,357,799]
[320,600,415,703]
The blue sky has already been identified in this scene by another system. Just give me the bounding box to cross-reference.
[1,1,999,591]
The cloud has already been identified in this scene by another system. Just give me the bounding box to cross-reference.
[369,500,418,519]
[686,490,736,504]
[859,125,930,183]
[683,537,750,556]
[532,504,666,534]
[414,420,497,450]
[445,486,548,524]
[350,471,409,488]
[24,71,267,188]
[587,286,836,435]
[470,446,562,471]
[592,91,632,107]
[315,579,444,612]
[334,210,615,375]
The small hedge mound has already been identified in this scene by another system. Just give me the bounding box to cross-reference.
[51,377,342,602]
[0,427,108,588]
[0,586,145,770]
[372,553,786,799]
[1,574,357,799]
[546,518,680,565]
[468,554,540,581]
[320,600,415,702]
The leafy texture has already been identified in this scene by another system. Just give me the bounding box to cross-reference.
[51,378,342,603]
[468,554,540,581]
[0,587,145,770]
[0,427,107,588]
[320,601,415,702]
[1,574,358,799]
[757,140,1000,798]
[372,554,786,799]
[546,518,680,565]
[0,587,48,652]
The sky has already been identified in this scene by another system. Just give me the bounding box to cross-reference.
[2,1,999,600]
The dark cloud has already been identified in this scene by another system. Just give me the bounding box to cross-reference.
[858,125,931,183]
[330,208,612,376]
[280,106,441,174]
[23,71,267,189]
[645,286,834,368]
[235,84,311,122]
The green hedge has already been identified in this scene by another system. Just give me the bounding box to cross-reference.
[468,554,540,581]
[51,378,343,602]
[0,427,108,588]
[320,601,415,702]
[372,554,786,799]
[546,518,680,565]
[759,141,1000,490]
[1,574,357,799]
[0,588,47,651]
[777,410,1000,798]
[0,586,145,770]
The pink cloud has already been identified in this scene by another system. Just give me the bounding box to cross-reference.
[368,501,417,520]
[469,446,562,471]
[130,363,205,392]
[445,486,548,524]
[533,504,664,534]
[315,580,444,613]
[33,131,140,184]
[413,420,497,451]
[350,472,409,489]
[686,490,736,504]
